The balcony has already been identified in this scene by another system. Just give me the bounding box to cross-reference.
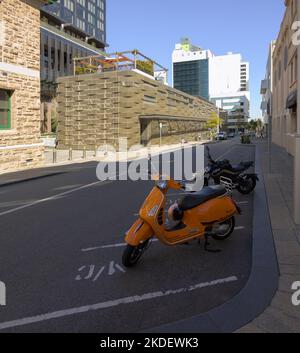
[260,79,270,94]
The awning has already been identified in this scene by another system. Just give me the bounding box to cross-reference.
[286,90,297,109]
[139,115,206,122]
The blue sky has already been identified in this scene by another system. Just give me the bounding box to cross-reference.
[107,0,285,119]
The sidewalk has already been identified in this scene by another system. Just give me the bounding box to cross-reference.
[44,140,211,165]
[237,140,300,333]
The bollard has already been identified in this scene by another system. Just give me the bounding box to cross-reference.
[94,146,98,158]
[83,147,86,159]
[53,149,57,164]
[69,148,73,161]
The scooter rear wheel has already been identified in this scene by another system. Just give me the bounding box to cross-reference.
[211,217,235,241]
[122,240,150,268]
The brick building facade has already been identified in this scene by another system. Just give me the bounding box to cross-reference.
[57,70,217,150]
[0,0,48,173]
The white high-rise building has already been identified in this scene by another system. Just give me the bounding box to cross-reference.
[172,40,251,132]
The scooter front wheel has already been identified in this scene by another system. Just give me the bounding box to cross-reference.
[211,217,235,241]
[122,239,150,268]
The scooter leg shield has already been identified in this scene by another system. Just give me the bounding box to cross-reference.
[125,219,153,247]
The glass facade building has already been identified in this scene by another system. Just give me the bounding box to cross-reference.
[173,59,209,100]
[44,0,106,44]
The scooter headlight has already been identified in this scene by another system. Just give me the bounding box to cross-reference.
[156,180,168,191]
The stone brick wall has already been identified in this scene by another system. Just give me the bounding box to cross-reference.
[272,0,298,156]
[0,0,44,173]
[57,70,217,150]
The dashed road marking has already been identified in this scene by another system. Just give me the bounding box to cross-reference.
[0,276,238,331]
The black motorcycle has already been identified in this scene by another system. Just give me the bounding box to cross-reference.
[204,146,258,195]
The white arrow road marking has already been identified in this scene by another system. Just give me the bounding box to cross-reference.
[75,263,126,281]
[0,276,238,331]
[108,262,126,276]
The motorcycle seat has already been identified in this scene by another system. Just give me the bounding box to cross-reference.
[231,161,254,173]
[178,185,227,211]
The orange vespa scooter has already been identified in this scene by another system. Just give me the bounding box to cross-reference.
[122,176,241,267]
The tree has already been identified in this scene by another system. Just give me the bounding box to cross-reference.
[247,119,258,131]
[205,112,224,130]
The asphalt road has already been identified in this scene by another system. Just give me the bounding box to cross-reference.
[0,138,255,332]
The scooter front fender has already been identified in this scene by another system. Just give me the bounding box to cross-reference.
[125,218,154,247]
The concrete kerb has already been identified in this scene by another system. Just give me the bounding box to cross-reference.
[145,143,279,333]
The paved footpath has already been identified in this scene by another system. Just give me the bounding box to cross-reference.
[237,140,300,333]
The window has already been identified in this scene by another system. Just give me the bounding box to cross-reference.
[88,2,95,13]
[0,89,12,130]
[279,61,282,80]
[291,60,294,83]
[76,18,85,31]
[97,0,104,9]
[97,20,104,30]
[64,0,74,11]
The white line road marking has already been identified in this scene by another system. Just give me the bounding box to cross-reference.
[52,184,83,191]
[0,145,241,218]
[0,170,130,218]
[81,239,159,252]
[216,145,237,161]
[0,276,238,331]
[236,201,249,205]
[82,242,130,252]
[0,181,103,217]
[81,226,245,253]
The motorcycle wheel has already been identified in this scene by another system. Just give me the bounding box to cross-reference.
[122,239,150,268]
[212,217,235,241]
[237,175,256,195]
[204,177,209,187]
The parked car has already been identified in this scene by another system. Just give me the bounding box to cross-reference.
[228,132,235,138]
[216,132,228,140]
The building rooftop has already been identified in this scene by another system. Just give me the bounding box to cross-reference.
[73,50,168,83]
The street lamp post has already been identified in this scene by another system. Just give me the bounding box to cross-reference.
[159,122,163,147]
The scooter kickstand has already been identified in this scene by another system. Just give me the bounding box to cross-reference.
[204,233,221,253]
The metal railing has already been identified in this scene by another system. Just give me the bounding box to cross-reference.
[73,49,168,81]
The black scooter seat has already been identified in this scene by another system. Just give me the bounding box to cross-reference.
[178,185,227,211]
